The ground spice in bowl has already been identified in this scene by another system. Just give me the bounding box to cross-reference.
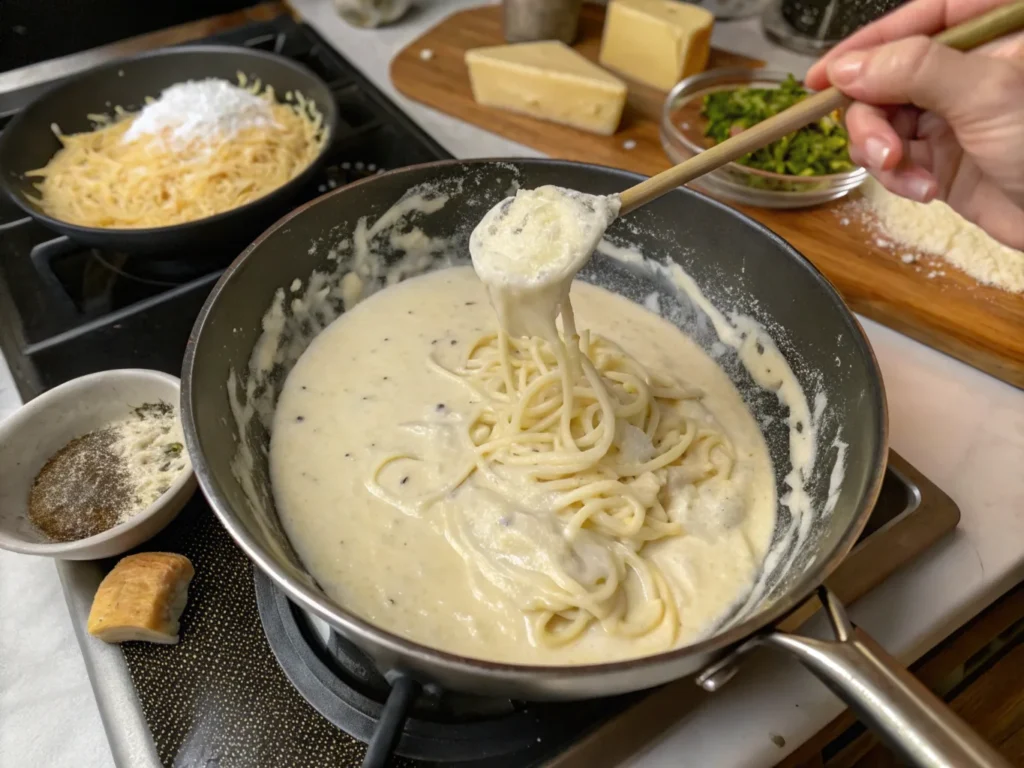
[27,402,189,542]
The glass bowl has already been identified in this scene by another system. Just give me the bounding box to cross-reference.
[660,68,868,209]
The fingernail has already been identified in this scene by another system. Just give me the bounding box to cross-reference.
[906,176,936,202]
[829,51,867,85]
[863,136,891,169]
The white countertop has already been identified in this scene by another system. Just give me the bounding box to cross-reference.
[2,3,1023,766]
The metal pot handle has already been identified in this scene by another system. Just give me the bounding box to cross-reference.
[759,587,1009,768]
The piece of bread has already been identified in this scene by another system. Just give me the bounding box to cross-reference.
[87,552,194,644]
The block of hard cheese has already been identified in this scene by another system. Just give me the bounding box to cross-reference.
[599,0,714,91]
[465,41,627,136]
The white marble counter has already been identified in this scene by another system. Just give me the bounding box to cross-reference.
[1,3,1022,767]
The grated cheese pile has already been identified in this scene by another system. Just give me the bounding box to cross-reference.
[122,78,274,149]
[860,178,1024,293]
[111,403,190,513]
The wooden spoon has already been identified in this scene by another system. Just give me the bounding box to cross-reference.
[617,0,1024,216]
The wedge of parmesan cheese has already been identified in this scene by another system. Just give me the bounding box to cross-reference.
[599,0,714,91]
[465,41,627,136]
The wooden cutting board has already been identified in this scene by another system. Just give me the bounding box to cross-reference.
[390,4,1024,389]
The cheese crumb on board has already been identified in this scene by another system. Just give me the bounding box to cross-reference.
[465,41,627,135]
[599,0,714,91]
[860,178,1024,293]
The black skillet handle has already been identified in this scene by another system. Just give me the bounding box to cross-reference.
[361,674,421,768]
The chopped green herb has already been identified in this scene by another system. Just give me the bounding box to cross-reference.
[700,75,855,177]
[163,442,183,456]
[133,401,173,420]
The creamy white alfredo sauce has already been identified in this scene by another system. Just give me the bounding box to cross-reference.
[270,266,776,665]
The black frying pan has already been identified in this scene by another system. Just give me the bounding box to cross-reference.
[0,45,338,256]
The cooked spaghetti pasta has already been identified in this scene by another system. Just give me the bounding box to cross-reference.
[26,78,325,229]
[416,324,736,648]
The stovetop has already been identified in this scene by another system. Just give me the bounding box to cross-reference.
[0,16,447,398]
[0,15,658,768]
[0,14,961,768]
[52,440,950,768]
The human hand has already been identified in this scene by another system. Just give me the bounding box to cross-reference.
[806,0,1024,250]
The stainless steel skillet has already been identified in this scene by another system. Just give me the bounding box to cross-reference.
[181,159,1008,767]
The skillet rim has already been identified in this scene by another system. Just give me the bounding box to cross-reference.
[181,157,889,684]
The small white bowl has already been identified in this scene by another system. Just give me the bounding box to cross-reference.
[0,369,196,559]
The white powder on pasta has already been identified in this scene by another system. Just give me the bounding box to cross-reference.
[123,79,274,148]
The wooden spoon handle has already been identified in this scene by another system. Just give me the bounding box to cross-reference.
[617,0,1024,216]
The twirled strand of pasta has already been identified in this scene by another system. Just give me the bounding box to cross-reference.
[432,324,736,649]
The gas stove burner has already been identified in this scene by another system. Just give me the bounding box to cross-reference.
[32,236,228,289]
[254,569,641,767]
[90,252,188,287]
[22,234,227,326]
[324,631,517,721]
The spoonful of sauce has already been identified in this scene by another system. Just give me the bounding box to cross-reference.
[469,185,619,344]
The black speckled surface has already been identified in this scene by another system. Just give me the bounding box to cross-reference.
[121,499,422,768]
[4,16,638,767]
[119,497,644,768]
[254,568,645,766]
